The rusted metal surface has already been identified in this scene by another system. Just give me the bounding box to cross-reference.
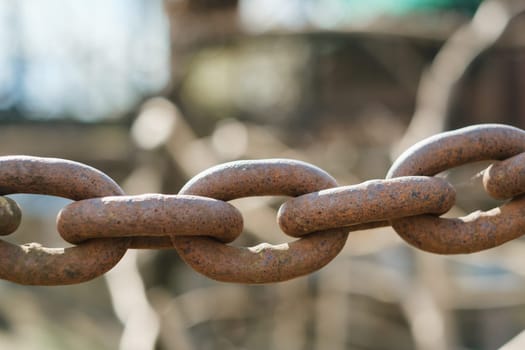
[0,155,124,199]
[173,159,349,283]
[483,152,525,199]
[3,124,525,285]
[0,156,129,285]
[387,124,525,178]
[0,196,21,235]
[278,176,456,237]
[390,196,525,254]
[0,239,129,286]
[58,194,243,246]
[173,229,348,284]
[179,159,338,200]
[387,124,525,253]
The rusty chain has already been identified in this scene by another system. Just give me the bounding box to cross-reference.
[0,124,524,285]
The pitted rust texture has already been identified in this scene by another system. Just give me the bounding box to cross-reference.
[0,241,129,286]
[0,156,124,199]
[0,239,129,285]
[58,194,243,246]
[0,155,129,285]
[483,152,525,199]
[173,229,348,284]
[0,196,21,235]
[387,124,525,254]
[179,159,338,200]
[278,176,456,237]
[387,124,525,178]
[391,196,525,253]
[173,159,349,283]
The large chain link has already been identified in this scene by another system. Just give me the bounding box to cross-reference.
[387,124,525,253]
[2,124,525,285]
[174,159,348,283]
[0,156,129,285]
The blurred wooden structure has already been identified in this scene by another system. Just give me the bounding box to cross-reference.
[165,0,525,132]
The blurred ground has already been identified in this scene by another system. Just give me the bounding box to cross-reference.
[1,1,525,349]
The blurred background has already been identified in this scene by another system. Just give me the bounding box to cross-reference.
[1,0,525,349]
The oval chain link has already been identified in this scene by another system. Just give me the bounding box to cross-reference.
[0,156,130,285]
[278,176,455,237]
[58,194,243,248]
[173,159,349,283]
[387,124,525,253]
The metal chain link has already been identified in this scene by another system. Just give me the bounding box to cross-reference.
[1,124,525,285]
[387,124,525,254]
[174,159,349,283]
[0,156,129,285]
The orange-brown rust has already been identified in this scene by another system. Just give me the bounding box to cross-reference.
[58,194,243,246]
[0,239,129,285]
[387,124,525,254]
[387,124,525,179]
[179,159,338,199]
[391,197,525,253]
[0,156,129,285]
[278,176,456,237]
[173,229,349,284]
[483,152,525,199]
[3,124,525,284]
[0,156,124,199]
[173,159,349,283]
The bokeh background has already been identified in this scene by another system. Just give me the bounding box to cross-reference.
[1,0,525,349]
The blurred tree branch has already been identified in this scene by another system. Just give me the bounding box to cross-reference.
[394,0,525,158]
